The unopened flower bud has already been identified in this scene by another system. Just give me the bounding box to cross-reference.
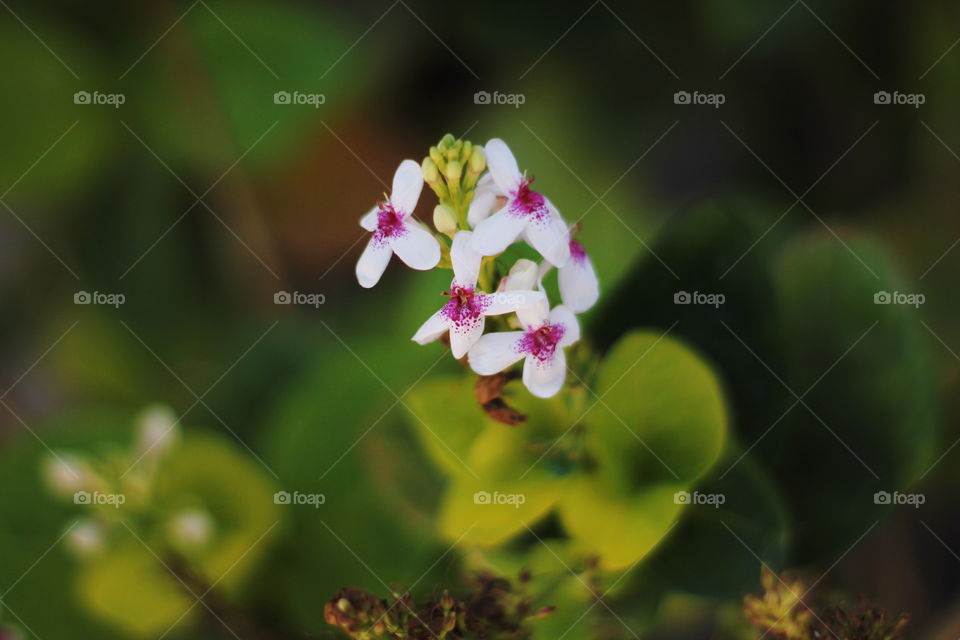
[337,597,352,613]
[66,519,106,558]
[433,205,458,237]
[439,133,456,149]
[167,507,215,551]
[422,157,440,184]
[445,160,463,182]
[429,146,445,168]
[136,404,179,461]
[42,453,97,497]
[460,140,473,163]
[468,146,486,175]
[502,259,539,291]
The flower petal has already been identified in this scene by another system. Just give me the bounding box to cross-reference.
[390,222,441,270]
[360,205,379,231]
[481,290,545,316]
[549,305,580,347]
[450,230,482,287]
[484,139,523,194]
[524,206,571,267]
[450,315,485,359]
[412,309,450,345]
[390,159,424,214]
[468,331,525,375]
[467,188,498,227]
[523,349,567,398]
[500,258,540,292]
[355,237,392,288]
[559,253,600,313]
[472,208,527,256]
[517,294,550,330]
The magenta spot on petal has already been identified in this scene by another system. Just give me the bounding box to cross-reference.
[441,285,490,330]
[516,321,566,364]
[569,240,588,266]
[507,178,550,224]
[373,203,408,246]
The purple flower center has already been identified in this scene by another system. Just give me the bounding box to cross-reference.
[508,178,549,223]
[569,240,587,266]
[373,203,407,245]
[517,321,565,363]
[441,285,489,328]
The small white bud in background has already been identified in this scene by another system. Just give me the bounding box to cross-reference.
[501,259,539,291]
[433,205,458,237]
[135,404,179,460]
[41,453,97,498]
[65,519,106,558]
[167,507,215,551]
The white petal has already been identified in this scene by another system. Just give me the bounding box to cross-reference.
[484,139,523,194]
[517,295,550,330]
[390,159,424,214]
[559,254,600,313]
[468,331,525,375]
[549,305,580,347]
[523,349,567,398]
[467,189,498,227]
[360,205,379,231]
[524,207,571,267]
[472,208,526,256]
[355,237,393,288]
[450,315,485,359]
[390,222,440,270]
[450,230,482,287]
[412,309,450,345]
[481,290,545,316]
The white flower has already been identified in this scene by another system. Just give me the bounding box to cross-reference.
[412,231,545,358]
[468,303,580,398]
[557,237,599,313]
[499,258,540,292]
[356,160,441,288]
[471,139,571,267]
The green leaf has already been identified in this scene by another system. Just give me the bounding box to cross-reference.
[587,331,729,490]
[75,542,195,638]
[560,477,682,571]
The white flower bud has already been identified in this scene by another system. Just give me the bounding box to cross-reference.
[501,259,539,291]
[168,508,215,551]
[41,453,97,498]
[135,404,179,460]
[65,519,106,558]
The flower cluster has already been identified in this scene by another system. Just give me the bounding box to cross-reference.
[355,135,599,398]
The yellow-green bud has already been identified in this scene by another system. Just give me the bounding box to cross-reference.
[421,157,440,184]
[460,140,473,163]
[468,146,486,174]
[439,133,456,149]
[429,146,445,168]
[433,204,458,236]
[445,160,462,183]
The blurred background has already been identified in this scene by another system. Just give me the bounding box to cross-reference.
[0,0,958,638]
